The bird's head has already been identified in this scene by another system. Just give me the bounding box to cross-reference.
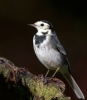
[28,20,54,35]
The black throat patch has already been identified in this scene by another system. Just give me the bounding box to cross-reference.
[35,34,46,46]
[42,31,48,35]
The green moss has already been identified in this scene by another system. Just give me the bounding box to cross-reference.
[0,65,10,77]
[29,79,62,100]
[0,63,70,100]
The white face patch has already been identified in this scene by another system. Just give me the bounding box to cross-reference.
[34,21,50,30]
[30,20,54,36]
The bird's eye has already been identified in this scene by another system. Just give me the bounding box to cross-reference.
[41,23,44,26]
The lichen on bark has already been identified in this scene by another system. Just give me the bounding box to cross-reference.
[0,57,71,100]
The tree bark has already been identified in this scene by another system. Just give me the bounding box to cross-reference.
[0,57,71,100]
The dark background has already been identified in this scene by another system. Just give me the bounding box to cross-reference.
[0,0,87,99]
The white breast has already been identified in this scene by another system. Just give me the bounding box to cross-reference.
[33,35,63,70]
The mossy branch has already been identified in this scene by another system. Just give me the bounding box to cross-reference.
[0,57,71,100]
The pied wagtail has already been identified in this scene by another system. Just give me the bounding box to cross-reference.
[28,20,85,99]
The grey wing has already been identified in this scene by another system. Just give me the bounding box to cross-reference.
[51,35,71,74]
[51,35,66,55]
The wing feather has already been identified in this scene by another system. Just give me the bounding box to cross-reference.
[51,34,71,73]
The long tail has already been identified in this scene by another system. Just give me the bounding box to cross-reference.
[62,72,85,99]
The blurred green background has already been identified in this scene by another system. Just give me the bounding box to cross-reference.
[0,0,87,99]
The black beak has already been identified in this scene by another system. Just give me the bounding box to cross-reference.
[27,24,35,27]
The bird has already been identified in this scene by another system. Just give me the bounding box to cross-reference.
[28,20,85,99]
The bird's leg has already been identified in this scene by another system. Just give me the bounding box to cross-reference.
[45,69,50,77]
[43,69,50,84]
[52,67,59,77]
